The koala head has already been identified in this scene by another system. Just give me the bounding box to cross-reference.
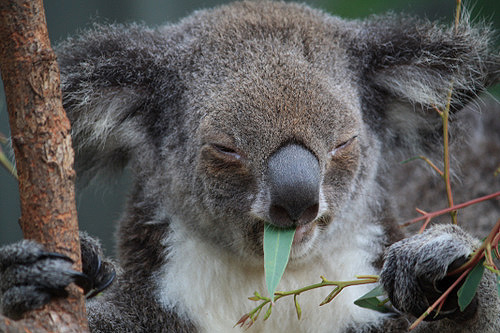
[187,35,367,261]
[57,1,499,266]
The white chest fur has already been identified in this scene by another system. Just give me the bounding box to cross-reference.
[156,216,387,333]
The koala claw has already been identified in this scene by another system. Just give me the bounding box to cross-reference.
[81,253,116,299]
[85,261,116,299]
[38,251,74,263]
[72,270,92,294]
[0,240,82,319]
[79,232,116,298]
[0,235,115,319]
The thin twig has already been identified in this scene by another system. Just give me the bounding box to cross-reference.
[441,85,457,224]
[432,104,444,116]
[448,218,500,276]
[400,192,500,228]
[419,217,432,234]
[454,0,462,33]
[402,156,443,177]
[0,146,17,179]
[415,207,428,215]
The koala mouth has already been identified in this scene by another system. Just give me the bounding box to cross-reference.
[247,214,332,258]
[292,214,332,246]
[293,222,316,245]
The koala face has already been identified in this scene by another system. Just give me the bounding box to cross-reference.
[152,36,374,263]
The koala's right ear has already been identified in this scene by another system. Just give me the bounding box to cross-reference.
[57,23,181,184]
[352,13,499,153]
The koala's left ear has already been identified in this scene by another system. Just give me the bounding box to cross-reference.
[56,23,183,185]
[353,13,499,150]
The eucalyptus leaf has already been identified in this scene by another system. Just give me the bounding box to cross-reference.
[263,223,295,301]
[354,285,391,313]
[263,304,273,321]
[294,294,302,320]
[457,258,485,312]
[320,286,341,306]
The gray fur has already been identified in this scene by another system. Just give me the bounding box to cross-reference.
[1,1,499,332]
[382,225,481,319]
[0,241,76,319]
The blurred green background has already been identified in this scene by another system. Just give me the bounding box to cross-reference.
[1,0,499,254]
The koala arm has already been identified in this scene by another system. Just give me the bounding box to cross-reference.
[380,224,500,332]
[0,232,194,332]
[0,240,83,319]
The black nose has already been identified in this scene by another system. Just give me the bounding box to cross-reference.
[267,144,320,228]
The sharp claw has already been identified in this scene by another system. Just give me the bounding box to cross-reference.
[86,267,116,299]
[96,268,116,293]
[92,253,102,279]
[39,252,74,264]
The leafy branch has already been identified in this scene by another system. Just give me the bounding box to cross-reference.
[235,275,379,329]
[434,85,457,224]
[400,1,500,325]
[239,189,500,329]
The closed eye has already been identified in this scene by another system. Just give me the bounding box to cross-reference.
[330,135,358,157]
[212,144,242,160]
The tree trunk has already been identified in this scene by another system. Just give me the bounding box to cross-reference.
[0,0,88,331]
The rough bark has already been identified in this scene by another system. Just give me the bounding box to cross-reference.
[0,0,88,332]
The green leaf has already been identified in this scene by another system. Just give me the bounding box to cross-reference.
[457,259,485,312]
[320,286,342,306]
[400,156,420,164]
[294,294,301,320]
[263,223,295,301]
[354,285,391,313]
[263,304,273,321]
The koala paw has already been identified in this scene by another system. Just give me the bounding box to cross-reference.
[0,233,115,319]
[380,224,479,321]
[0,240,84,319]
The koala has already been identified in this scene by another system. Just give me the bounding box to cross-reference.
[1,1,499,332]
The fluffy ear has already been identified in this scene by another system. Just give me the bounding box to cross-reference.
[57,23,180,184]
[354,13,499,152]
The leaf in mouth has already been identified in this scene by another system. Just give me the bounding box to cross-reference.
[263,223,296,301]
